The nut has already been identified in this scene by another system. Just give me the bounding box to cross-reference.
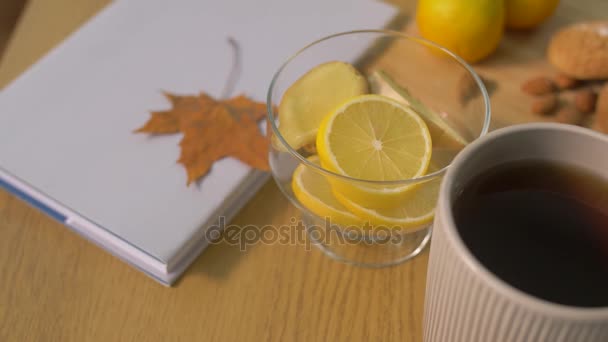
[573,89,597,114]
[521,76,556,95]
[554,73,580,90]
[531,94,558,115]
[548,21,608,80]
[554,105,584,125]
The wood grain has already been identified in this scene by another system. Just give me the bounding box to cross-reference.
[0,1,605,341]
[0,0,109,89]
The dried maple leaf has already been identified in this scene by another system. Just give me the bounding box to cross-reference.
[136,92,269,185]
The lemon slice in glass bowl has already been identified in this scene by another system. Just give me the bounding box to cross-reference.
[316,94,432,208]
[369,70,468,150]
[291,156,363,227]
[333,166,441,231]
[275,61,368,151]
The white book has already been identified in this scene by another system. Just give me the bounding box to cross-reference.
[0,0,398,285]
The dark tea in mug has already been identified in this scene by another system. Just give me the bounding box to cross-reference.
[453,159,608,307]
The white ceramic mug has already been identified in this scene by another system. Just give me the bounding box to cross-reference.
[424,123,608,342]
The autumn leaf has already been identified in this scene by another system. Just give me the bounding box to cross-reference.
[135,92,269,185]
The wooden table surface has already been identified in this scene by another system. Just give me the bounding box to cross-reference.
[0,1,605,341]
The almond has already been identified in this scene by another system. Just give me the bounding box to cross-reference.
[554,105,584,125]
[531,94,558,115]
[554,73,580,90]
[521,76,556,95]
[573,89,597,114]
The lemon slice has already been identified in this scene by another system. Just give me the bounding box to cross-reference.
[369,70,468,149]
[291,156,363,227]
[276,61,368,150]
[333,165,442,230]
[316,94,432,208]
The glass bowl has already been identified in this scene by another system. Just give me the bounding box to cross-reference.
[267,30,490,267]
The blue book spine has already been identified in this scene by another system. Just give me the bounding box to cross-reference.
[0,177,67,223]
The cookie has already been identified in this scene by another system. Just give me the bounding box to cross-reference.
[548,21,608,80]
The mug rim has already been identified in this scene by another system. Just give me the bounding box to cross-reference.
[438,122,608,319]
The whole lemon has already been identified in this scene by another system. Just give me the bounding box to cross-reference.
[416,0,505,63]
[505,0,559,29]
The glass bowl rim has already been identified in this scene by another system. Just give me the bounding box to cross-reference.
[266,29,491,185]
